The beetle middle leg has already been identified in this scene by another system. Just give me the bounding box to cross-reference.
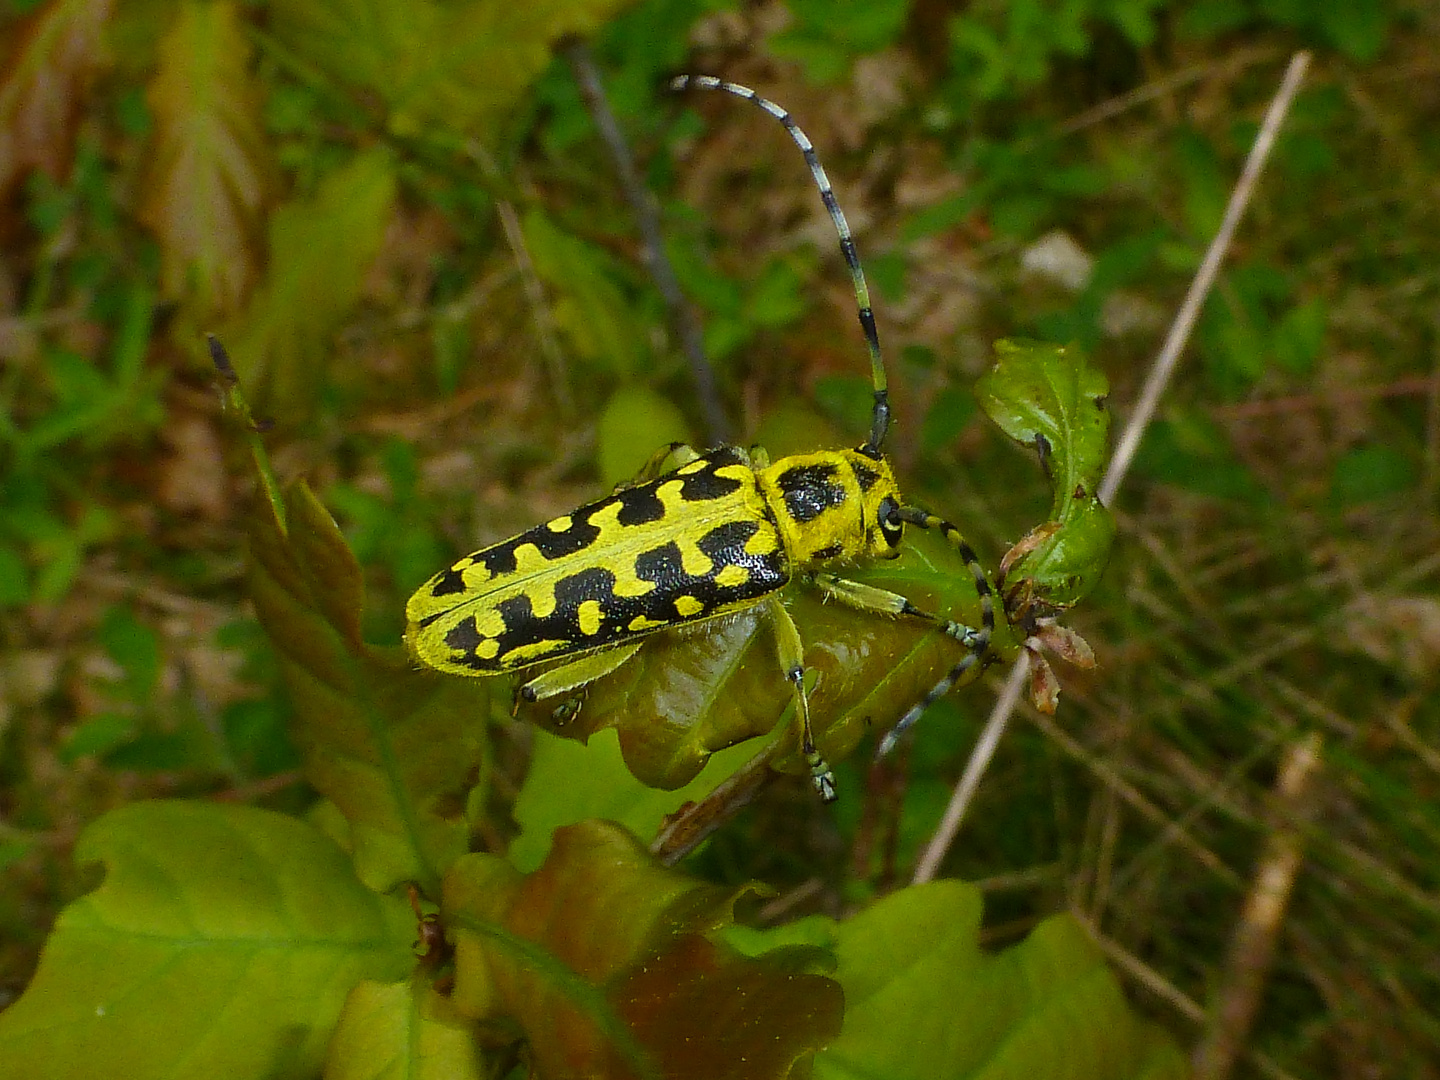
[765,596,836,802]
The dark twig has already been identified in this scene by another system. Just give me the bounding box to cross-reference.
[564,40,731,445]
[650,743,779,865]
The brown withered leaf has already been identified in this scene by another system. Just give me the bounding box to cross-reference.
[140,0,275,317]
[0,0,115,200]
[444,821,843,1079]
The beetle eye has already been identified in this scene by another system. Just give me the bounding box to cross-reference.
[877,497,903,546]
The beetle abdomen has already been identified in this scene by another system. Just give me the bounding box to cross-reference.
[406,448,792,674]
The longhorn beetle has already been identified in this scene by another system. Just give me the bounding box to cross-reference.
[405,76,996,801]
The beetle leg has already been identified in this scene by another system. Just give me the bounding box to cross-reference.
[513,641,645,714]
[766,596,836,802]
[612,442,702,493]
[807,573,984,650]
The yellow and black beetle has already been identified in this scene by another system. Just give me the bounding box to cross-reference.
[406,77,996,800]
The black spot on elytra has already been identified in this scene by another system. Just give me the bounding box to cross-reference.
[429,565,468,597]
[776,463,847,524]
[443,622,483,656]
[810,543,843,561]
[677,463,744,502]
[528,516,601,559]
[635,541,684,585]
[476,541,518,577]
[615,486,665,526]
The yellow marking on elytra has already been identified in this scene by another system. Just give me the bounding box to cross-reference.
[547,515,572,532]
[628,614,667,632]
[505,639,570,665]
[675,595,704,617]
[677,460,708,474]
[715,564,750,588]
[474,609,506,639]
[613,567,658,598]
[476,639,500,660]
[680,542,714,577]
[578,599,603,636]
[528,587,557,620]
[460,562,491,589]
[745,523,780,557]
[513,543,549,574]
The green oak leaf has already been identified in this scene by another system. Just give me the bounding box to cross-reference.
[976,339,1115,609]
[509,728,769,872]
[0,802,414,1080]
[727,880,1188,1080]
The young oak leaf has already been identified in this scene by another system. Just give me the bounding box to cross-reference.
[517,523,1020,791]
[443,820,843,1079]
[727,880,1188,1080]
[140,0,277,318]
[0,0,114,202]
[216,349,491,894]
[0,802,415,1080]
[976,340,1115,611]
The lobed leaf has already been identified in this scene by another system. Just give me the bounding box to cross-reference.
[0,0,114,201]
[0,802,414,1080]
[520,524,1021,790]
[140,0,276,318]
[976,339,1115,610]
[729,880,1188,1080]
[224,147,396,421]
[444,820,843,1079]
[218,361,491,894]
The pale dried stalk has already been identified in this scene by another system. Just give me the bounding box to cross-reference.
[1192,733,1323,1080]
[913,51,1312,885]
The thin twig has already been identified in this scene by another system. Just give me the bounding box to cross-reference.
[1193,733,1323,1080]
[1099,51,1311,506]
[913,652,1030,883]
[913,52,1311,884]
[563,40,731,445]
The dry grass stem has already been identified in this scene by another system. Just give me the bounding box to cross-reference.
[1099,51,1312,506]
[1192,733,1323,1080]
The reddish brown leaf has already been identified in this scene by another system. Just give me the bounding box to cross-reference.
[140,0,275,317]
[0,0,115,200]
[445,822,843,1080]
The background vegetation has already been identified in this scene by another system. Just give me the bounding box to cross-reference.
[0,0,1436,1076]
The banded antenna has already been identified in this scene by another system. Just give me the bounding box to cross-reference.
[670,75,890,455]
